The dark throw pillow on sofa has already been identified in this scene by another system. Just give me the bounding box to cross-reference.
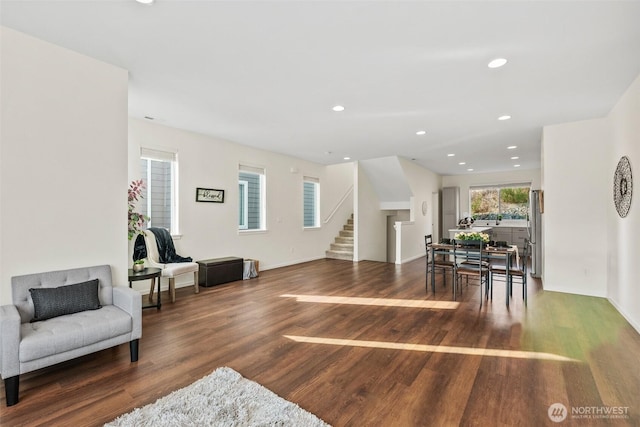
[29,279,102,322]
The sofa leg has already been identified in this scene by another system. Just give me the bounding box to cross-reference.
[194,270,199,294]
[130,339,139,362]
[5,376,19,406]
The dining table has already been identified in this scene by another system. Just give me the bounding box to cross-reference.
[429,242,519,306]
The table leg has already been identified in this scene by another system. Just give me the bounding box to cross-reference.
[155,277,161,309]
[430,246,436,293]
[453,268,457,301]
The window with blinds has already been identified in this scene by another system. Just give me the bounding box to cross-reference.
[140,147,178,234]
[239,165,266,231]
[303,177,320,228]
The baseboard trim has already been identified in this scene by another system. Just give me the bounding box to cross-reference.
[398,253,426,264]
[608,297,640,335]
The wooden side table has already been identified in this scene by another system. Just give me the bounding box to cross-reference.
[128,267,162,309]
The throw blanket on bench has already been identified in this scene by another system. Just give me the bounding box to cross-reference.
[133,228,193,263]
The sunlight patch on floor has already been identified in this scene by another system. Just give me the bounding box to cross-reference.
[284,335,579,362]
[280,294,460,309]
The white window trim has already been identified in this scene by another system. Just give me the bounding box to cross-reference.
[259,173,267,230]
[239,180,249,230]
[140,147,180,236]
[238,164,267,232]
[303,177,321,229]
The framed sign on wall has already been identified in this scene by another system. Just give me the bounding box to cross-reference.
[196,187,224,203]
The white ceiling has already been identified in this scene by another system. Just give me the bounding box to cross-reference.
[2,1,640,175]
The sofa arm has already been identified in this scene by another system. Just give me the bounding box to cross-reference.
[0,305,21,379]
[112,287,142,340]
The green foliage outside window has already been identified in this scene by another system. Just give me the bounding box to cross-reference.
[471,186,530,220]
[500,188,529,204]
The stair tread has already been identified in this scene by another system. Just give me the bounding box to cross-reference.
[326,213,355,261]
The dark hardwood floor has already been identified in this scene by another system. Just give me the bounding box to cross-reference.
[2,258,639,426]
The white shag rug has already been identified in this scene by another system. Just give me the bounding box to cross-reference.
[105,367,330,427]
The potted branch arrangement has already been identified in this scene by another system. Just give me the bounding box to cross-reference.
[128,179,150,271]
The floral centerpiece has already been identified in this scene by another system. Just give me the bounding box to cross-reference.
[454,231,490,243]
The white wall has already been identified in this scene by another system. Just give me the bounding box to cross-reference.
[354,162,387,262]
[0,27,128,305]
[359,157,412,207]
[542,119,610,297]
[607,74,640,330]
[541,73,640,332]
[128,118,353,291]
[396,157,442,263]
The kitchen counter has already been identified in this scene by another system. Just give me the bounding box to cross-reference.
[471,221,528,228]
[448,226,492,234]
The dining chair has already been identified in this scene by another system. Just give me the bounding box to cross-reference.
[459,245,490,269]
[489,239,529,306]
[453,239,490,304]
[425,235,455,293]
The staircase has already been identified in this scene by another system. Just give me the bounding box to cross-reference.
[326,215,354,261]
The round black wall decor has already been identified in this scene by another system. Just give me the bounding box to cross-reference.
[613,156,633,218]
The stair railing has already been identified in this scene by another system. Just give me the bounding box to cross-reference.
[323,185,353,224]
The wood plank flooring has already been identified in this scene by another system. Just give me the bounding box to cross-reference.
[2,258,639,426]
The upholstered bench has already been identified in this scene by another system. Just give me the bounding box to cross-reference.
[197,257,244,287]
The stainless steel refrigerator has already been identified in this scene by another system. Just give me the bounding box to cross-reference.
[529,190,543,278]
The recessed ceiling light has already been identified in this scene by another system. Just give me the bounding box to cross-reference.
[416,130,426,136]
[511,156,519,160]
[447,153,455,157]
[459,162,466,165]
[343,156,351,160]
[332,105,345,112]
[498,115,511,121]
[136,0,154,4]
[514,164,521,168]
[488,58,507,68]
[507,145,517,150]
[467,168,474,172]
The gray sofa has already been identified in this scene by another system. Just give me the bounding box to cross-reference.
[0,265,142,406]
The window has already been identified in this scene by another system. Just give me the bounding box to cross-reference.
[238,180,249,230]
[470,184,530,220]
[303,177,320,228]
[140,148,178,234]
[238,165,265,230]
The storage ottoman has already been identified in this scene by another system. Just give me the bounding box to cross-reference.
[197,257,244,287]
